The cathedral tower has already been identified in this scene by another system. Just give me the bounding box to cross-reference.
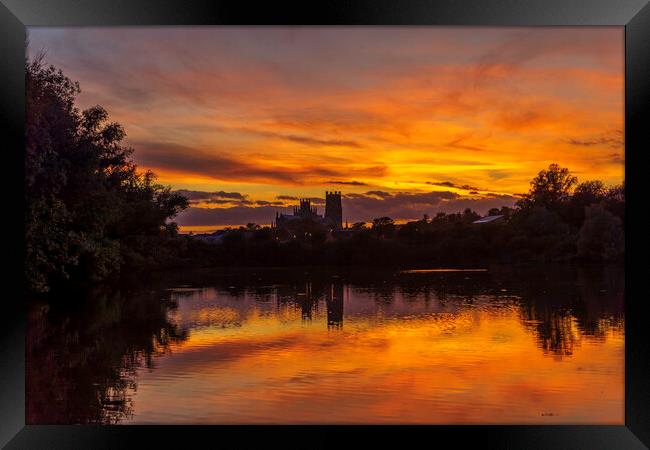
[325,191,343,230]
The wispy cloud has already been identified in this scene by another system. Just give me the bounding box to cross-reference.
[426,181,481,191]
[566,130,624,149]
[134,141,386,185]
[175,189,247,201]
[326,180,368,186]
[27,26,624,228]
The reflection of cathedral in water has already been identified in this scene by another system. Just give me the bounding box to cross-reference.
[326,282,344,328]
[290,279,344,328]
[297,280,316,321]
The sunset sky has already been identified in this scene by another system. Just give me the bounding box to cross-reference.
[27,27,624,231]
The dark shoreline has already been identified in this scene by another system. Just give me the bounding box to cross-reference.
[35,261,622,304]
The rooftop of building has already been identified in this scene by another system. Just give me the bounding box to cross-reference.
[473,215,504,224]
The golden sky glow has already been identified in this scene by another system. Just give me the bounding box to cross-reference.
[28,27,624,229]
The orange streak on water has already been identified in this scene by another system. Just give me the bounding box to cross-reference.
[128,297,623,424]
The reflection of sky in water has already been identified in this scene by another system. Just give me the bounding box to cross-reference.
[124,279,623,424]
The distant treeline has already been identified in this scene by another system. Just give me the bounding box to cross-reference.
[25,58,624,294]
[189,164,624,268]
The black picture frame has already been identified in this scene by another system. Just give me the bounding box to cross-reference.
[2,0,648,448]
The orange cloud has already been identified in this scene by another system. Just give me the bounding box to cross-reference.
[27,26,625,226]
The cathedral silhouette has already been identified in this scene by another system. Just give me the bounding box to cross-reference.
[274,191,343,230]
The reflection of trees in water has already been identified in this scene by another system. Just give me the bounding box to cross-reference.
[27,286,188,424]
[191,266,623,356]
[190,266,623,356]
[283,266,623,356]
[494,265,625,357]
[370,266,621,357]
[573,266,625,337]
[26,266,623,423]
[535,313,579,356]
[351,273,488,306]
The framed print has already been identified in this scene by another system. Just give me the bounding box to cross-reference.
[1,0,649,448]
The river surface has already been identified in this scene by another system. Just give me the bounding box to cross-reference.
[27,265,624,424]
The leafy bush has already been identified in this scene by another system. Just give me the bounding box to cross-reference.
[26,56,188,292]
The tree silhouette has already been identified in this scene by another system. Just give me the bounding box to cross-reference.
[518,163,578,211]
[577,204,624,261]
[372,216,396,238]
[26,56,188,292]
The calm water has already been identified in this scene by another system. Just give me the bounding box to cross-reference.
[27,265,624,424]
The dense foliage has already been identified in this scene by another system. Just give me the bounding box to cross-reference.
[197,163,624,268]
[26,56,188,293]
